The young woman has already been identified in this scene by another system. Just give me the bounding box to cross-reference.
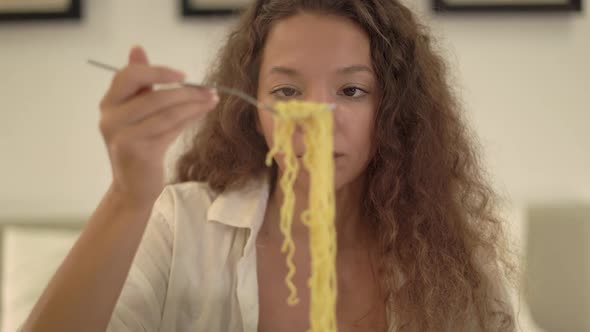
[23,0,517,331]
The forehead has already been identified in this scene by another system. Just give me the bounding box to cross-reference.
[260,13,372,73]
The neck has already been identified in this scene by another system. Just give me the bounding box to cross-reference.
[262,173,368,249]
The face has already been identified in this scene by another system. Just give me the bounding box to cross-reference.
[257,12,377,191]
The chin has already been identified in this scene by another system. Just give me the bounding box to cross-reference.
[334,168,366,193]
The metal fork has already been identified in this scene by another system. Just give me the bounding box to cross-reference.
[87,59,278,114]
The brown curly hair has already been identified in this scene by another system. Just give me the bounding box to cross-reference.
[174,0,518,330]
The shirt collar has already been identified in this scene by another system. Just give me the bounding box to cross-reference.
[206,173,270,231]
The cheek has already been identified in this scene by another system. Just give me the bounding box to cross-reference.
[348,124,374,172]
[359,107,376,151]
[332,112,374,190]
[257,110,274,147]
[341,108,375,153]
[359,116,375,154]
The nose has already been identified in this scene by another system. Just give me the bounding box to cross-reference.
[304,84,339,130]
[305,83,333,105]
[289,84,333,134]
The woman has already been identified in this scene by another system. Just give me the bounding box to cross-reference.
[23,0,516,331]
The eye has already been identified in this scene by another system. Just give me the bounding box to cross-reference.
[271,87,300,99]
[340,86,368,98]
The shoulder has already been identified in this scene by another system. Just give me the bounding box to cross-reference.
[151,175,269,237]
[151,181,219,229]
[158,181,218,211]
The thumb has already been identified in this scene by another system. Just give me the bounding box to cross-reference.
[128,45,149,65]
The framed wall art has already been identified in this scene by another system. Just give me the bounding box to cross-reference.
[181,0,251,16]
[0,0,81,22]
[434,0,582,12]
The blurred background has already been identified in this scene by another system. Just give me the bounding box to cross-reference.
[0,0,588,331]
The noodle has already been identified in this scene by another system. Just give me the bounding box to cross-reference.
[265,100,337,332]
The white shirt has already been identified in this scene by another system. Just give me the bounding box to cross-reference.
[107,176,270,332]
[106,175,514,332]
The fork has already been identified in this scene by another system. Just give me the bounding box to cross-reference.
[87,59,279,114]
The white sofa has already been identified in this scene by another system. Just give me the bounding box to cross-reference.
[0,218,81,332]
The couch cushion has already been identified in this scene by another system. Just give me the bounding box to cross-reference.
[1,223,80,332]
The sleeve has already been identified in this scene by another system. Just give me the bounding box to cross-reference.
[106,188,175,332]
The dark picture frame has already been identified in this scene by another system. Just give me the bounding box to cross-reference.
[0,0,81,22]
[434,0,582,12]
[181,0,250,16]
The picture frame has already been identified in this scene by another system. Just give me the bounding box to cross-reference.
[433,0,582,12]
[0,0,81,22]
[181,0,251,16]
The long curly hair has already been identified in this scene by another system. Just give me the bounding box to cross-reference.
[174,0,518,330]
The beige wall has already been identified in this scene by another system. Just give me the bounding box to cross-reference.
[0,0,233,217]
[413,3,590,207]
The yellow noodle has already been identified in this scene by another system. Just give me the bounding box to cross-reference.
[265,100,337,332]
[264,106,300,306]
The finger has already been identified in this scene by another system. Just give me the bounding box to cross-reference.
[99,87,216,140]
[102,64,186,107]
[129,99,217,139]
[128,46,152,95]
[128,45,149,66]
[111,87,217,125]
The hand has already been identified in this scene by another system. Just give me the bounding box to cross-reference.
[98,46,218,207]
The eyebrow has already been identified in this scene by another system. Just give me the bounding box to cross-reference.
[269,66,300,77]
[268,64,373,77]
[336,64,374,75]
